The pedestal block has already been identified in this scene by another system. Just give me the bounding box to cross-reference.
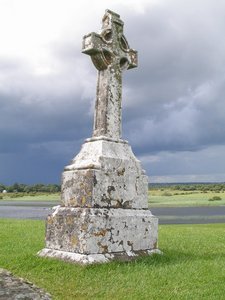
[38,207,159,264]
[38,138,160,264]
[61,138,148,209]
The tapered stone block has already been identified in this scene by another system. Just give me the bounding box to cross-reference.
[61,138,148,209]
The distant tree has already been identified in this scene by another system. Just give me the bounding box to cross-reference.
[0,183,60,193]
[208,196,222,201]
[0,184,6,193]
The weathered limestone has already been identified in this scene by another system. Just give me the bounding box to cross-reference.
[82,10,137,139]
[0,269,51,299]
[44,207,158,255]
[62,139,148,209]
[38,9,159,264]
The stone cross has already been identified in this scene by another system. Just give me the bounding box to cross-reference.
[82,9,137,140]
[38,9,160,265]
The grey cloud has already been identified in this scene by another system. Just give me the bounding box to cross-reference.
[0,32,96,183]
[0,50,95,151]
[120,1,225,158]
[141,145,225,179]
[1,1,225,183]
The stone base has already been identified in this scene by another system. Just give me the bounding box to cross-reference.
[38,206,159,264]
[38,248,162,265]
[61,138,149,209]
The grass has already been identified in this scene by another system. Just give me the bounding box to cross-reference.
[2,190,225,207]
[0,193,60,201]
[0,219,225,299]
[149,190,225,207]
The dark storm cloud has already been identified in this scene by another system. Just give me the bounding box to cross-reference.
[0,47,95,182]
[0,51,94,151]
[120,0,225,158]
[140,144,225,183]
[1,0,225,183]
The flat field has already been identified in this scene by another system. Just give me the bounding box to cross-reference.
[1,184,225,207]
[0,219,224,299]
[149,189,225,207]
[0,193,60,201]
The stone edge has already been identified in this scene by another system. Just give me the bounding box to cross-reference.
[37,248,162,265]
[0,268,51,299]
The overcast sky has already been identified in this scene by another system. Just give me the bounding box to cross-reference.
[1,0,225,184]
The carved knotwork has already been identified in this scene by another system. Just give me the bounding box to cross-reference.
[82,9,137,71]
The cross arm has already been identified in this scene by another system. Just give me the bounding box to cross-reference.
[82,32,112,70]
[127,49,138,69]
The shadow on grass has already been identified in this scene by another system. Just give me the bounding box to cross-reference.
[80,248,225,274]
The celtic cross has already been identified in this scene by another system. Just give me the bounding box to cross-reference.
[82,9,137,140]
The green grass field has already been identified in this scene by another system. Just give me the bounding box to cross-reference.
[2,190,225,207]
[149,190,225,207]
[0,193,60,201]
[0,219,224,299]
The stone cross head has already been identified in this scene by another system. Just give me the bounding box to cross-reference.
[82,9,137,140]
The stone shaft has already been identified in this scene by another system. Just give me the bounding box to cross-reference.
[94,67,122,139]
